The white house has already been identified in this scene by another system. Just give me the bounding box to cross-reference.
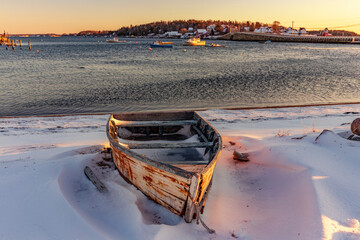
[254,27,273,33]
[164,31,182,38]
[282,27,299,35]
[207,24,216,32]
[299,28,307,35]
[195,29,207,35]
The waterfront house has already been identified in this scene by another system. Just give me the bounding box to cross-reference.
[195,29,208,37]
[164,31,182,38]
[299,28,307,35]
[282,27,299,35]
[320,28,331,36]
[254,27,273,33]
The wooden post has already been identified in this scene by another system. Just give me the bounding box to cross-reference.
[11,40,15,50]
[28,40,31,50]
[184,174,200,223]
[19,39,22,48]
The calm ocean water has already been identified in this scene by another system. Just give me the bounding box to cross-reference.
[1,36,360,117]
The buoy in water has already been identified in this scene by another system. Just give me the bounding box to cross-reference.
[184,49,187,52]
[149,47,152,50]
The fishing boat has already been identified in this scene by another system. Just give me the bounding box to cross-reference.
[208,42,226,47]
[259,40,271,44]
[158,41,174,45]
[106,111,222,223]
[150,41,173,48]
[183,37,206,46]
[106,37,126,43]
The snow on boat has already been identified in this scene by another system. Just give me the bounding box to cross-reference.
[183,37,206,46]
[106,111,222,223]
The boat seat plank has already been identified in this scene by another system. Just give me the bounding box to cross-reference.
[173,164,207,173]
[166,160,208,165]
[192,125,208,143]
[114,120,198,127]
[126,142,213,149]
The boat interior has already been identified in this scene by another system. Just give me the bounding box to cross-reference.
[112,114,220,173]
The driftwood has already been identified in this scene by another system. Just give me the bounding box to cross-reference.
[233,151,250,162]
[351,118,360,136]
[84,166,108,193]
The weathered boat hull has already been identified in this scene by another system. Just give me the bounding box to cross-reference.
[150,44,173,48]
[106,111,222,222]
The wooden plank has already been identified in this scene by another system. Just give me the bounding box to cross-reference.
[112,147,191,214]
[192,125,208,143]
[199,179,213,214]
[113,111,194,122]
[127,141,213,149]
[184,174,200,223]
[159,160,209,165]
[84,166,108,193]
[114,120,197,127]
[173,164,206,173]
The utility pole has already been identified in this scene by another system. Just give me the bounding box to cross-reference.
[292,21,294,35]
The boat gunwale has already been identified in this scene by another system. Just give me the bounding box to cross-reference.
[193,112,222,173]
[106,111,222,178]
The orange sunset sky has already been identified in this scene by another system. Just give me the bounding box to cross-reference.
[1,0,360,34]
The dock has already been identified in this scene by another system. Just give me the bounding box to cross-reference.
[220,32,360,44]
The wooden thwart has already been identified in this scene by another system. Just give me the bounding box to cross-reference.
[192,125,209,143]
[126,141,213,149]
[115,120,197,127]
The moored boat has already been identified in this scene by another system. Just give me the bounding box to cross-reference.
[208,42,226,47]
[150,40,173,48]
[183,37,206,46]
[106,37,126,43]
[158,41,174,45]
[106,111,222,223]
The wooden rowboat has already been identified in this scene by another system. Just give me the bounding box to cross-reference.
[106,111,222,223]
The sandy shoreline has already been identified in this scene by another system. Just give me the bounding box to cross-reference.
[1,101,360,119]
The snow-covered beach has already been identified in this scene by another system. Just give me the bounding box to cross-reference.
[1,104,360,240]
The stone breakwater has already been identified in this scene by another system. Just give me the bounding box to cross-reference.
[220,32,360,44]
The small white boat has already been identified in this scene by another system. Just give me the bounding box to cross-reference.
[106,37,126,43]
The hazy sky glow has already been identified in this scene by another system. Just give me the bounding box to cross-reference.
[1,0,360,34]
